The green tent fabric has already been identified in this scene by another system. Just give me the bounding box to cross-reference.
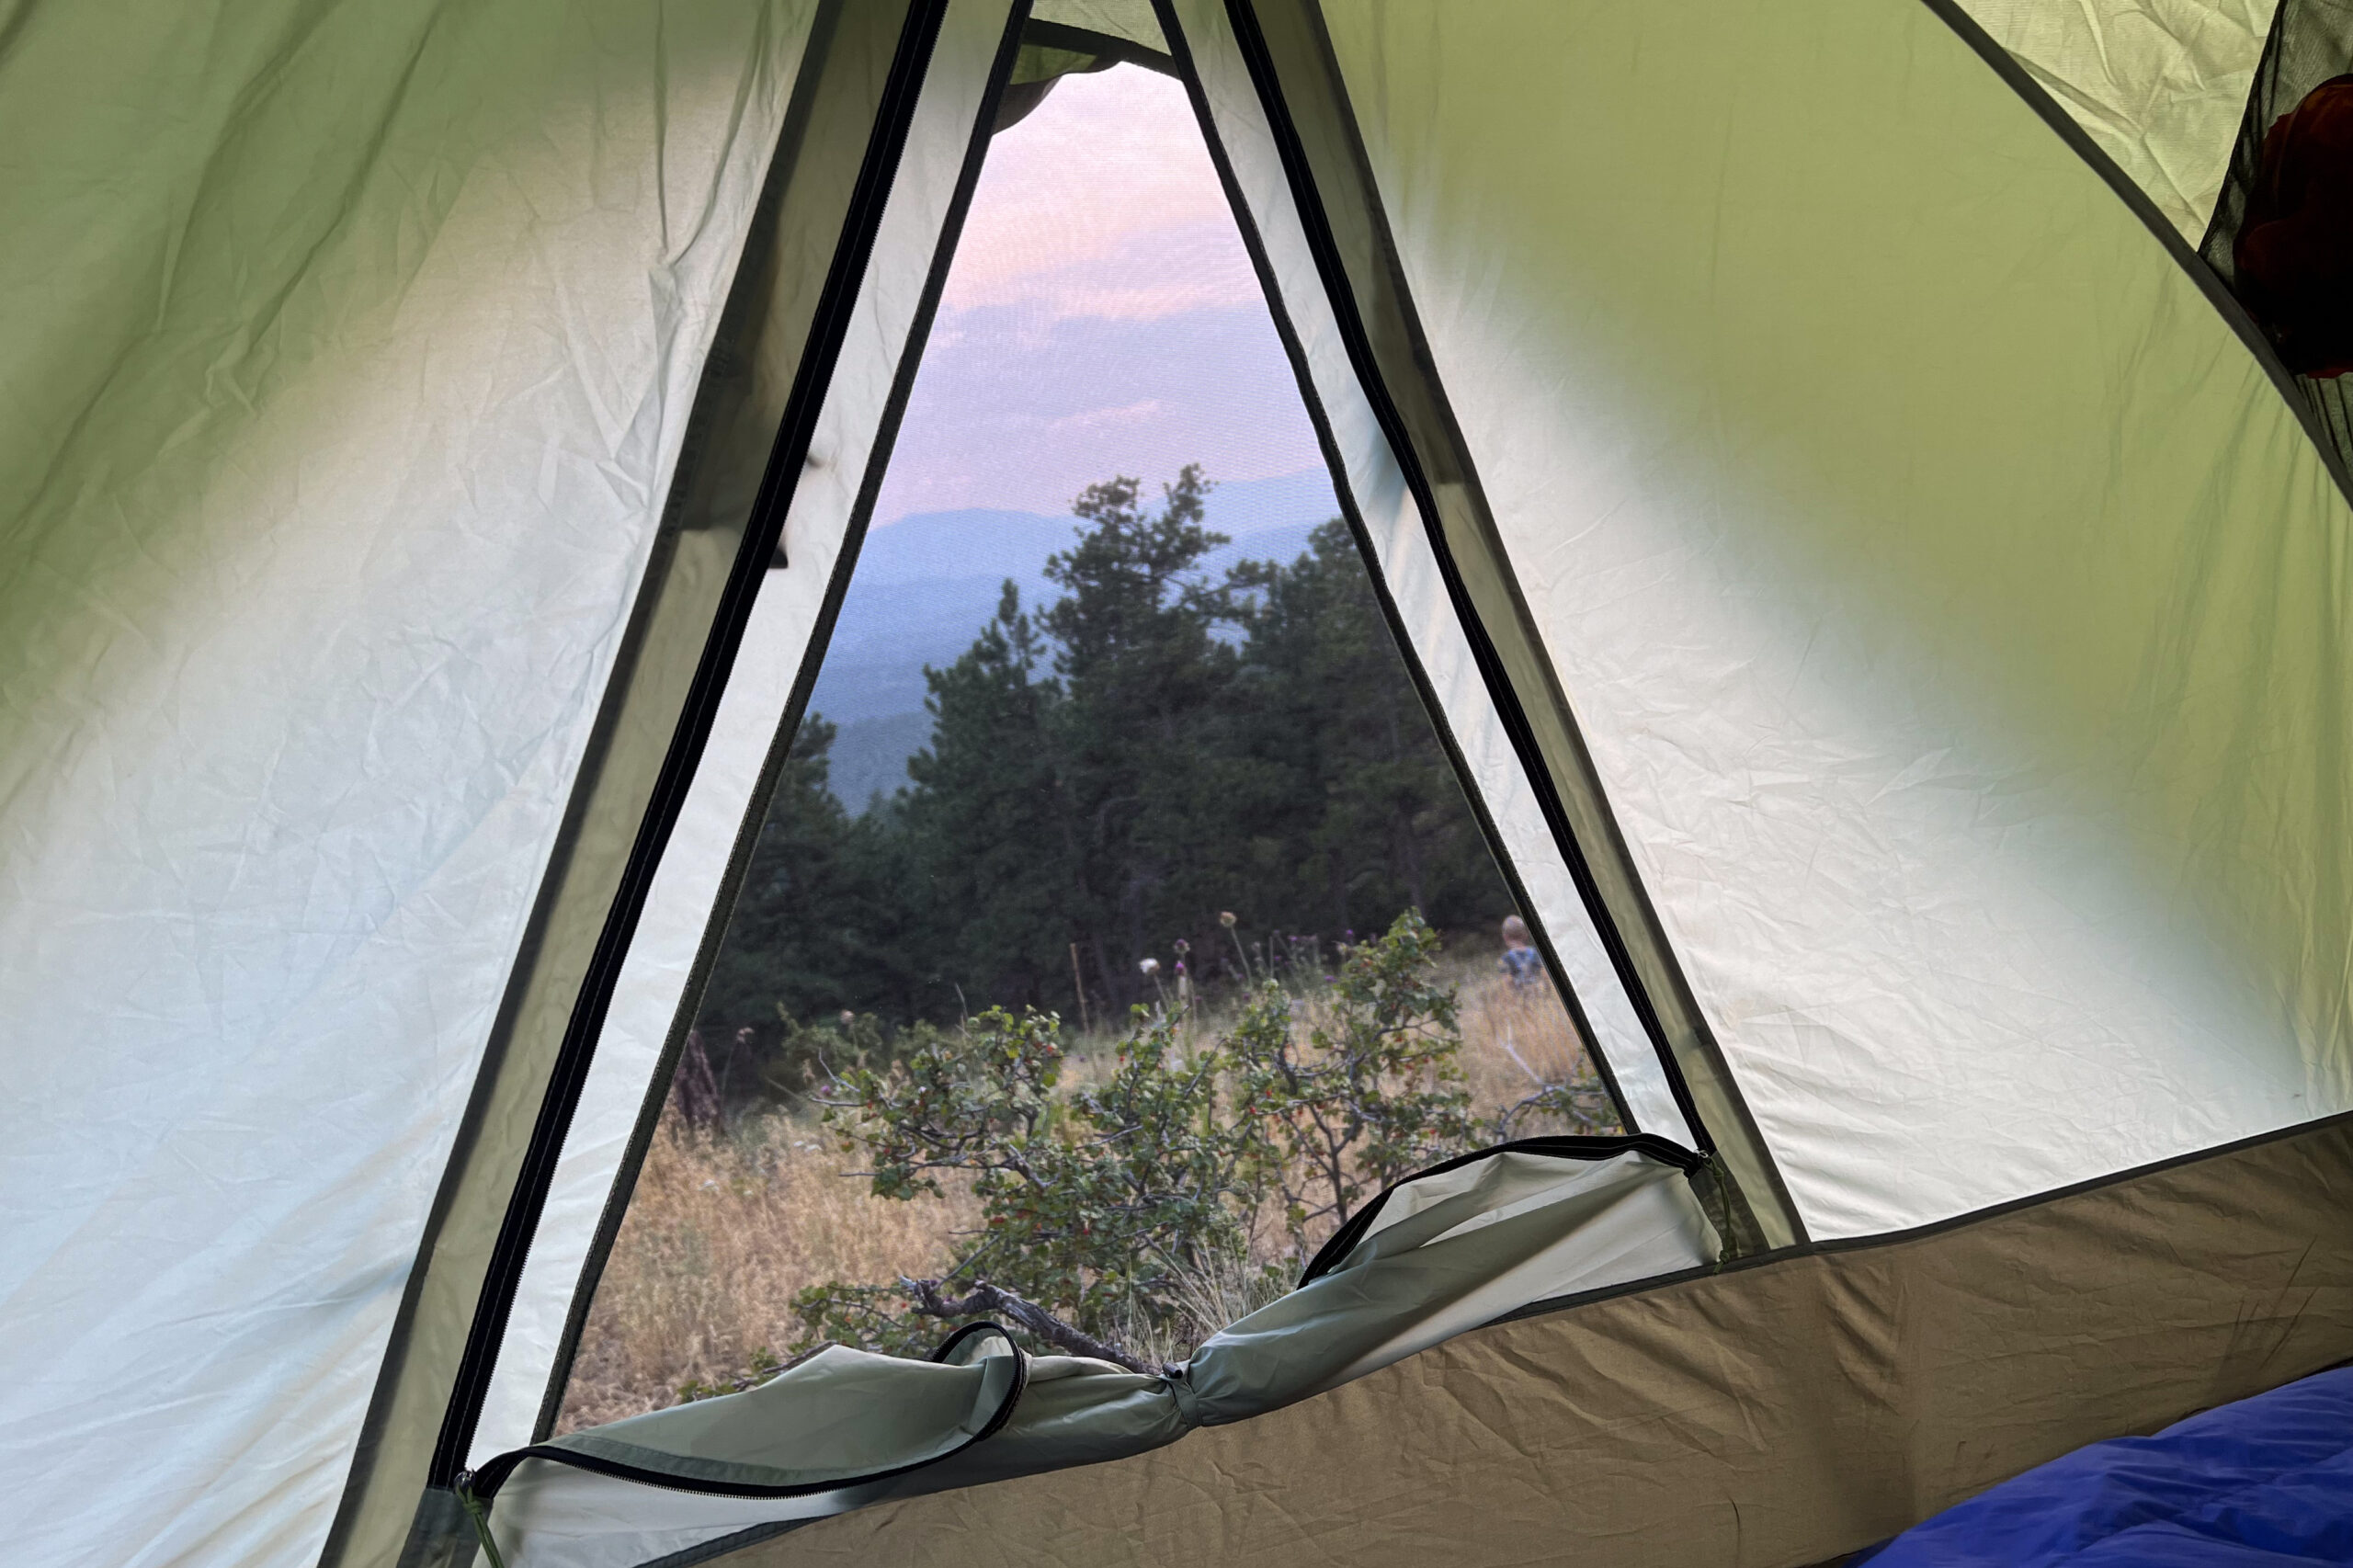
[6,3,2352,1566]
[1269,0,2353,1236]
[0,2,827,1563]
[1960,0,2277,238]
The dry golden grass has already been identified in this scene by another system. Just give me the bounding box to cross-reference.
[560,936,1616,1431]
[555,1109,977,1434]
[1452,956,1620,1136]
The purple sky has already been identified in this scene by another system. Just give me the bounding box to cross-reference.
[870,65,1326,523]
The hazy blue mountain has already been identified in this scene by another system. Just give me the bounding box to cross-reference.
[811,468,1340,810]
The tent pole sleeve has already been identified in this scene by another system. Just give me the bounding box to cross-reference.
[1143,0,1641,1134]
[420,0,957,1493]
[1215,0,1802,1251]
[526,0,1036,1448]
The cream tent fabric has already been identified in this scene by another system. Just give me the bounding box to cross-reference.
[322,6,1038,1565]
[465,0,1024,1477]
[0,5,821,1565]
[6,2,2353,1566]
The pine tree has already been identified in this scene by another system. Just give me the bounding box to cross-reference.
[699,469,1518,1091]
[895,583,1074,1012]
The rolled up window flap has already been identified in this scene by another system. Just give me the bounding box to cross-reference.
[463,1138,1715,1565]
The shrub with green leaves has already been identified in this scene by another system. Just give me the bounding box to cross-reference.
[1222,909,1476,1240]
[790,910,1481,1370]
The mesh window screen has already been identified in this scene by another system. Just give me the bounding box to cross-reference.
[2203,0,2353,469]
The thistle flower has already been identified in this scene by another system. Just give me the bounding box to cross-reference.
[1140,957,1160,976]
[1219,911,1237,928]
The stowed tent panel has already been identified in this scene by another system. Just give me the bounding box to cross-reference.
[762,1116,2353,1566]
[5,1,2351,1566]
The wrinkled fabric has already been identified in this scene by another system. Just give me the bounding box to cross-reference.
[0,5,814,1564]
[1959,0,2277,239]
[1313,0,2353,1239]
[469,0,1022,1471]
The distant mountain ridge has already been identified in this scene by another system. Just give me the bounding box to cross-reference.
[811,468,1340,808]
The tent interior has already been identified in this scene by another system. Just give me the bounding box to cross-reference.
[4,2,2349,1566]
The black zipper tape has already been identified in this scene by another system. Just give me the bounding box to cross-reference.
[1211,0,1722,1158]
[425,0,956,1491]
[460,1324,1029,1507]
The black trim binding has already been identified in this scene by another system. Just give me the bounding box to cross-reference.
[1180,0,1811,1231]
[529,0,1036,1446]
[1299,1133,1706,1286]
[1918,0,2353,506]
[465,1325,1028,1506]
[1146,0,1640,1135]
[425,0,956,1491]
[1219,0,1720,1155]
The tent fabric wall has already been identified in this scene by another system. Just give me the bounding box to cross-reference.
[1256,0,2353,1240]
[324,5,1052,1563]
[1156,0,1718,1170]
[0,5,822,1566]
[1165,0,1797,1248]
[742,1114,2353,1568]
[1031,0,1169,51]
[12,0,2353,1561]
[467,0,1026,1475]
[1958,0,2278,239]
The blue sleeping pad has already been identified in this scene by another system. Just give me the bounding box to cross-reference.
[1860,1364,2353,1566]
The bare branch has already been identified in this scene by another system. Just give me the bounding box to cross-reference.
[899,1277,1153,1373]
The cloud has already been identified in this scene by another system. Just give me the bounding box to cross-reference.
[874,306,1322,519]
[868,63,1323,520]
[1049,399,1165,429]
[942,68,1261,320]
